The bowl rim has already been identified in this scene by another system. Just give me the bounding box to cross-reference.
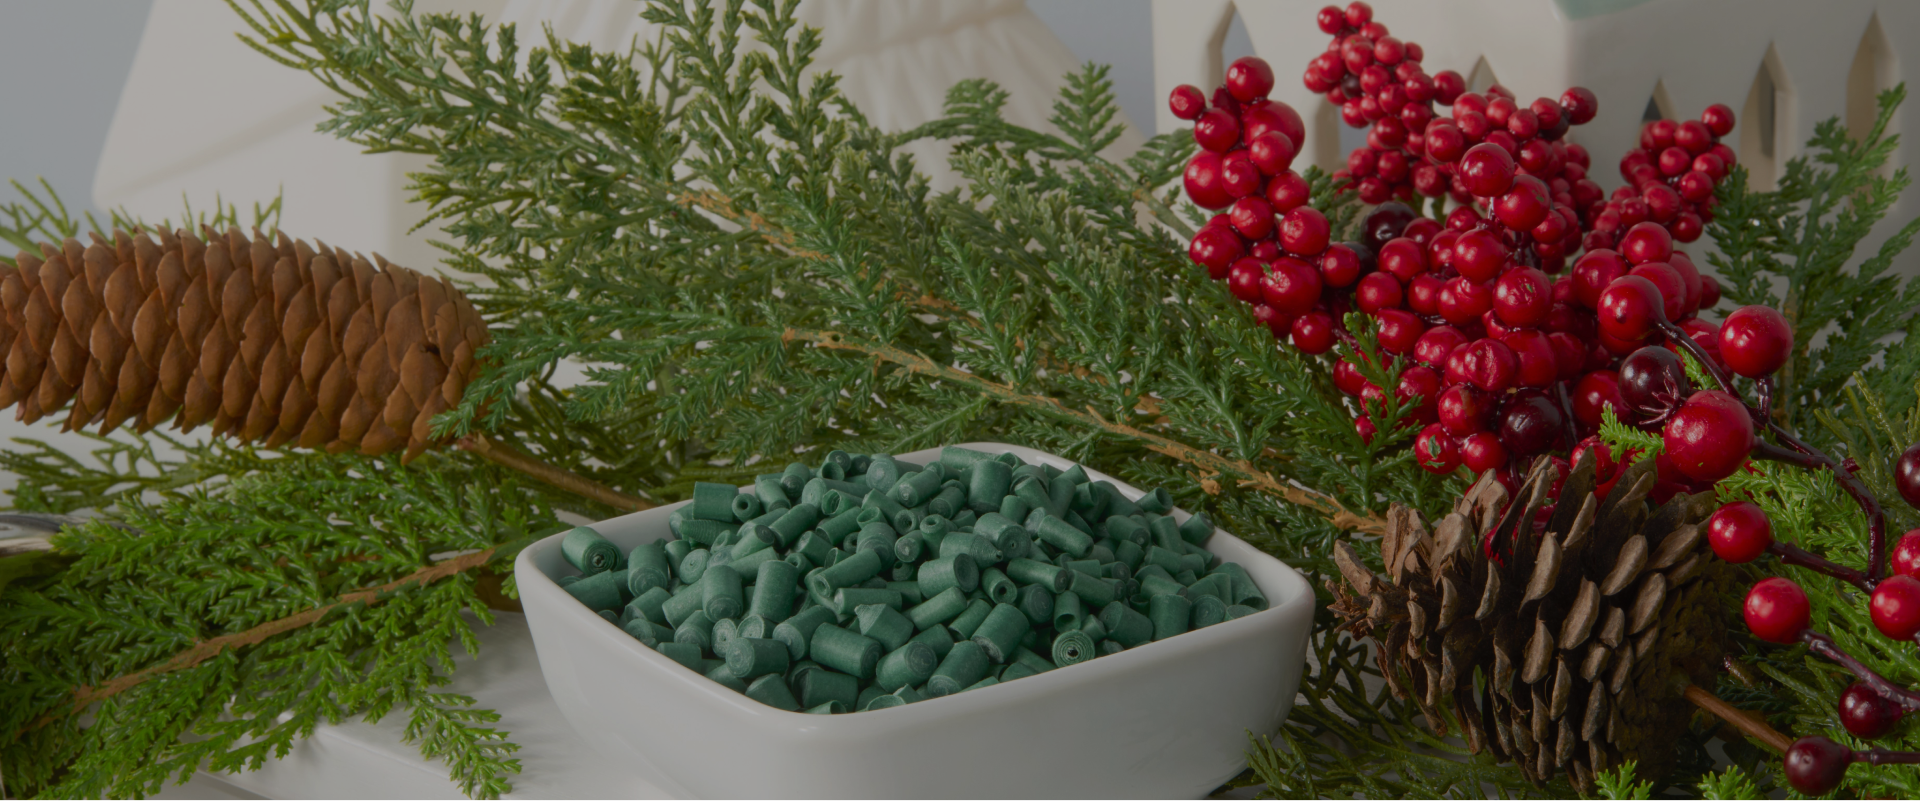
[515,441,1312,728]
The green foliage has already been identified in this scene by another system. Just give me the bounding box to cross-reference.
[1598,405,1662,463]
[1595,760,1655,799]
[0,451,563,798]
[1706,85,1920,442]
[1696,765,1767,800]
[0,177,281,268]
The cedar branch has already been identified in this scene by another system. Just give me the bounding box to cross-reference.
[30,546,505,733]
[785,327,1385,533]
[1685,683,1792,753]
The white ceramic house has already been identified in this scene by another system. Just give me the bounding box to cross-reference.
[1152,0,1919,276]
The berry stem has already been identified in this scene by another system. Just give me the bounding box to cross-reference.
[1851,748,1920,766]
[1756,375,1775,427]
[1766,540,1875,593]
[1684,683,1792,753]
[1659,319,1740,396]
[1802,631,1920,711]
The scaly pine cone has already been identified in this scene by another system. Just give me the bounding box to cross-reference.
[0,227,487,462]
[1328,453,1733,791]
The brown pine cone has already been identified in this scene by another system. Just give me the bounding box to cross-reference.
[0,226,487,462]
[1328,452,1734,791]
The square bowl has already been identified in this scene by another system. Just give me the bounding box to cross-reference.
[516,442,1314,798]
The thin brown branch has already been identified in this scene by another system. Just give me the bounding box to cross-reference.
[784,327,1386,534]
[1686,683,1792,753]
[29,547,504,733]
[457,433,653,513]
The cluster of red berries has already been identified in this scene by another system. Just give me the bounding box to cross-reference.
[1299,2,1452,205]
[1581,107,1740,249]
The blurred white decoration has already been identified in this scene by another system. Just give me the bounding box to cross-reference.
[1152,0,1919,277]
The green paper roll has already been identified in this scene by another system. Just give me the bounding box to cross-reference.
[1079,616,1108,643]
[804,700,848,715]
[926,640,990,696]
[855,603,915,651]
[768,503,821,547]
[939,531,1001,566]
[970,603,1031,664]
[726,637,791,680]
[949,598,994,639]
[1178,512,1214,545]
[674,610,716,652]
[1028,511,1092,558]
[1190,593,1228,628]
[856,522,899,569]
[711,617,739,655]
[561,527,621,575]
[916,554,979,598]
[1005,558,1069,592]
[701,565,745,621]
[704,661,749,692]
[1114,538,1145,571]
[1015,584,1054,627]
[1135,486,1173,514]
[890,465,945,507]
[927,483,968,519]
[809,623,883,680]
[999,662,1040,682]
[749,559,799,623]
[832,587,903,616]
[907,623,955,659]
[564,568,627,612]
[654,641,704,671]
[1099,600,1155,647]
[662,582,706,628]
[730,546,781,576]
[1066,569,1116,608]
[623,617,666,646]
[596,609,619,625]
[1046,475,1076,518]
[691,481,738,522]
[999,495,1032,526]
[980,567,1018,605]
[1149,593,1192,641]
[780,462,813,498]
[807,547,884,598]
[746,674,801,711]
[625,541,673,598]
[773,605,839,661]
[1099,639,1125,657]
[905,586,969,630]
[875,641,938,691]
[754,475,793,512]
[679,519,737,547]
[625,586,671,627]
[1105,515,1147,547]
[893,533,925,564]
[966,459,1012,514]
[886,580,924,606]
[1051,629,1096,668]
[1225,604,1259,620]
[1148,516,1182,552]
[864,454,905,493]
[736,614,770,641]
[1053,590,1084,631]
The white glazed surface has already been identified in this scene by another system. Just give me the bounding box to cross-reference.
[516,442,1314,799]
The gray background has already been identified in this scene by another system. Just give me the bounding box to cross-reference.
[0,0,1214,222]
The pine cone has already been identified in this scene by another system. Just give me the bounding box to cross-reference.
[1329,453,1734,790]
[0,227,487,462]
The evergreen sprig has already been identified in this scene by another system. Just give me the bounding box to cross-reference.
[1707,85,1920,441]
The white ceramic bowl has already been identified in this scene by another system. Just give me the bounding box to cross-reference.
[516,443,1314,798]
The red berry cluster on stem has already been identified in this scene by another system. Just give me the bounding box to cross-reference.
[1585,106,1740,249]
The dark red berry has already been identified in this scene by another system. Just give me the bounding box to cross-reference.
[1460,431,1506,473]
[1228,258,1265,303]
[1502,330,1558,388]
[1783,736,1852,796]
[1494,175,1551,231]
[1707,501,1772,563]
[1570,249,1629,309]
[1571,370,1626,427]
[1221,155,1263,198]
[1452,229,1509,283]
[1169,84,1207,121]
[1894,529,1920,577]
[1698,274,1722,310]
[1597,275,1668,342]
[1457,339,1519,394]
[1745,577,1811,644]
[1499,391,1564,456]
[1664,390,1754,483]
[1898,442,1920,510]
[1457,143,1516,197]
[1719,305,1794,378]
[1558,86,1598,125]
[1359,202,1417,252]
[1291,313,1336,354]
[1493,267,1552,328]
[1839,683,1903,740]
[1619,346,1692,421]
[1871,574,1920,640]
[1437,384,1492,436]
[1628,262,1687,324]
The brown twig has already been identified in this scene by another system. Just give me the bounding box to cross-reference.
[784,327,1386,534]
[27,547,505,733]
[1685,683,1792,753]
[457,433,653,513]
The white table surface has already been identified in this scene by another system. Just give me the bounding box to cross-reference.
[154,612,668,800]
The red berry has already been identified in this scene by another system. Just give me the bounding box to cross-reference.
[1898,442,1920,509]
[1316,5,1345,34]
[1251,303,1292,338]
[1745,577,1811,644]
[1411,324,1467,367]
[1355,415,1377,443]
[1677,170,1715,203]
[1572,436,1617,481]
[1319,244,1363,288]
[1698,274,1722,310]
[1719,305,1794,378]
[1169,84,1207,121]
[1783,736,1851,796]
[1415,424,1460,473]
[1374,308,1425,354]
[1665,251,1704,312]
[1572,370,1626,427]
[1502,329,1558,388]
[1291,313,1336,354]
[1249,132,1298,175]
[1618,221,1674,265]
[1452,229,1509,283]
[1707,501,1772,563]
[1225,57,1275,102]
[1221,154,1263,198]
[1494,175,1551,231]
[1344,2,1372,28]
[1438,277,1494,326]
[1493,267,1552,328]
[1184,152,1234,210]
[1458,143,1517,197]
[1229,196,1276,240]
[1628,262,1687,324]
[1456,339,1519,394]
[1242,102,1307,151]
[1839,683,1903,740]
[1619,346,1692,422]
[1264,257,1323,315]
[1570,249,1629,309]
[1892,529,1920,577]
[1664,390,1755,483]
[1187,226,1243,278]
[1279,207,1332,256]
[1437,384,1492,436]
[1558,87,1598,125]
[1871,574,1920,640]
[1266,170,1311,212]
[1193,109,1241,153]
[1251,239,1281,261]
[1355,271,1404,313]
[1596,275,1668,342]
[1460,431,1507,473]
[1701,103,1736,137]
[1228,258,1266,303]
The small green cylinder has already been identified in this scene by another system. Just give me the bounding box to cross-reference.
[736,614,770,641]
[754,475,792,512]
[768,503,822,547]
[662,583,706,628]
[662,538,693,566]
[561,527,622,575]
[831,587,904,617]
[677,548,711,586]
[1136,486,1173,513]
[1187,572,1230,602]
[1066,569,1117,608]
[874,641,939,691]
[916,554,979,598]
[855,603,916,651]
[625,541,672,597]
[938,531,1001,566]
[1015,584,1055,628]
[864,454,905,493]
[1005,558,1069,592]
[980,567,1018,605]
[1149,515,1182,552]
[807,548,884,598]
[1178,512,1214,544]
[779,462,813,498]
[927,483,969,519]
[795,531,833,565]
[798,669,859,711]
[1226,604,1259,620]
[1137,567,1187,599]
[1028,512,1093,558]
[674,610,716,652]
[730,492,764,523]
[745,674,800,711]
[622,617,665,646]
[563,568,627,612]
[1098,600,1155,647]
[625,586,671,627]
[773,605,839,661]
[726,637,791,680]
[1053,590,1084,631]
[886,580,924,606]
[808,623,883,680]
[749,559,800,623]
[966,459,1012,513]
[1051,629,1095,668]
[999,495,1032,525]
[701,565,745,621]
[804,700,848,715]
[999,662,1040,682]
[893,532,925,564]
[1078,616,1108,643]
[1099,640,1125,657]
[970,603,1031,663]
[711,617,740,655]
[891,464,946,507]
[905,586,969,630]
[907,623,955,659]
[926,640,990,697]
[949,598,994,638]
[654,641,704,671]
[1013,646,1056,676]
[1190,593,1228,628]
[855,522,899,569]
[1149,593,1192,641]
[690,481,739,522]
